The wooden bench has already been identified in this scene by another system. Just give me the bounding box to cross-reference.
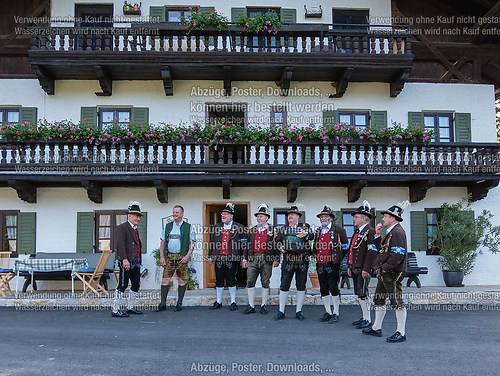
[19,252,116,293]
[340,251,428,289]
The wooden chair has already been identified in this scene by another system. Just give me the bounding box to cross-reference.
[74,249,112,296]
[0,252,15,297]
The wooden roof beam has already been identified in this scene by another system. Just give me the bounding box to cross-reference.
[81,180,103,204]
[409,180,436,203]
[329,67,353,98]
[8,180,36,203]
[94,65,112,96]
[154,179,168,203]
[32,64,54,95]
[276,67,293,96]
[287,179,301,203]
[160,66,173,96]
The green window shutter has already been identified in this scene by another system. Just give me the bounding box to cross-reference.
[410,211,427,252]
[408,111,424,129]
[18,212,36,255]
[280,8,297,23]
[335,211,343,226]
[81,107,97,127]
[149,6,166,22]
[455,113,471,142]
[231,7,247,22]
[137,212,148,254]
[20,107,38,125]
[76,212,94,253]
[375,210,387,237]
[199,7,215,13]
[323,110,339,127]
[131,107,149,125]
[370,110,387,130]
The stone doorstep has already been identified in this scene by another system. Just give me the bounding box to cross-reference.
[2,287,500,308]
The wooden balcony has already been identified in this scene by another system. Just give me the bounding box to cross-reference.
[28,23,413,97]
[1,140,498,204]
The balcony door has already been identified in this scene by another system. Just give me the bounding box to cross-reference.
[203,202,250,288]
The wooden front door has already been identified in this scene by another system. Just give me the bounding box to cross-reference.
[203,202,250,288]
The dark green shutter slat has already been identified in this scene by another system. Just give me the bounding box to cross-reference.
[323,110,339,127]
[410,211,427,252]
[335,211,343,226]
[231,7,246,22]
[20,107,37,125]
[455,113,471,142]
[408,112,424,129]
[137,212,147,254]
[371,110,387,130]
[131,107,149,125]
[280,8,297,23]
[375,210,387,237]
[76,212,94,253]
[80,107,97,127]
[18,212,36,255]
[150,6,166,22]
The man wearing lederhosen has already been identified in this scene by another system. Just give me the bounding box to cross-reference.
[111,201,144,318]
[313,205,348,324]
[208,202,247,311]
[241,204,279,315]
[274,205,314,321]
[348,200,377,329]
[363,201,410,343]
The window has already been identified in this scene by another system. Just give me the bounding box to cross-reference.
[247,7,281,18]
[166,7,193,22]
[273,208,305,227]
[0,212,18,253]
[99,108,131,129]
[95,212,128,253]
[0,108,20,124]
[426,209,440,255]
[270,105,287,127]
[424,113,453,143]
[332,9,369,32]
[339,111,369,130]
[342,209,376,242]
[75,4,113,28]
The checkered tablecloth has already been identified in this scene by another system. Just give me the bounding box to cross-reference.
[13,258,88,273]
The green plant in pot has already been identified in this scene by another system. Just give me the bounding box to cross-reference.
[431,197,500,287]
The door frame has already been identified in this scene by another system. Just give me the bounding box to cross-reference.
[202,201,250,288]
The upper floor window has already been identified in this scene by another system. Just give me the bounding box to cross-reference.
[424,113,453,143]
[75,4,113,28]
[339,111,369,130]
[99,108,131,129]
[0,108,20,125]
[1,212,18,254]
[247,7,281,18]
[166,7,193,22]
[332,9,369,32]
[270,105,287,127]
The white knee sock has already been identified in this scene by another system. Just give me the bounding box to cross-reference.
[247,287,256,308]
[279,290,289,313]
[113,290,123,312]
[360,299,371,322]
[396,308,407,335]
[216,287,224,304]
[372,305,387,330]
[296,290,306,313]
[322,295,332,315]
[229,286,237,304]
[332,295,340,316]
[127,291,138,310]
[261,288,270,306]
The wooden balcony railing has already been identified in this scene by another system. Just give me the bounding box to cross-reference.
[30,24,412,55]
[1,140,497,175]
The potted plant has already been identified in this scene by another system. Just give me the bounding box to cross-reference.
[237,10,282,35]
[181,7,229,34]
[308,256,320,289]
[432,197,500,286]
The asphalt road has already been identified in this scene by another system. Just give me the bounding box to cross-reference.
[1,304,500,376]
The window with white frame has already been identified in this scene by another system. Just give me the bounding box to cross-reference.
[0,108,20,124]
[423,113,453,143]
[339,111,369,130]
[99,108,131,129]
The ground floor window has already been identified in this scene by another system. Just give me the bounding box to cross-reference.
[95,211,128,252]
[0,212,18,253]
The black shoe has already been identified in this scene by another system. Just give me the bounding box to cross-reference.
[229,302,238,311]
[211,302,223,310]
[362,326,382,337]
[356,320,371,329]
[155,304,167,312]
[320,313,333,322]
[387,331,406,342]
[242,305,256,315]
[126,308,143,315]
[352,317,364,326]
[296,311,305,321]
[260,305,268,315]
[274,311,285,320]
[173,303,183,312]
[328,314,339,324]
[111,309,129,318]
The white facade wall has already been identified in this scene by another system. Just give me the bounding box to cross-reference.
[1,185,499,288]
